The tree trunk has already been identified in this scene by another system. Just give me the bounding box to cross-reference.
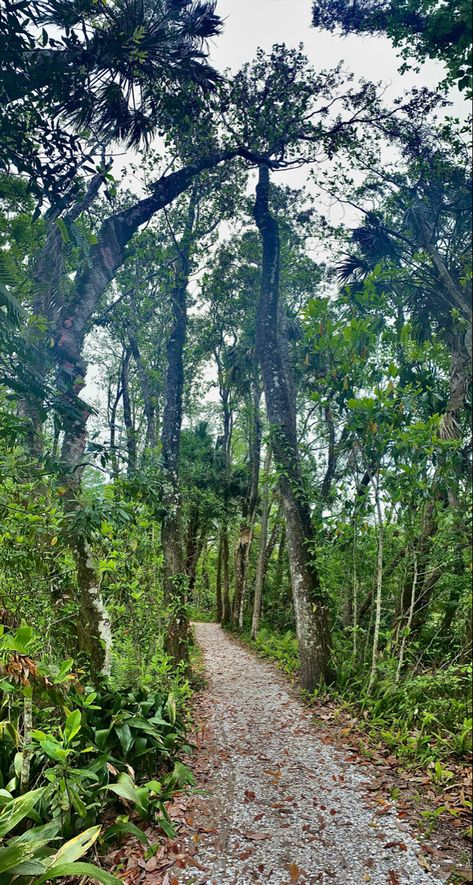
[396,552,418,683]
[160,193,197,666]
[20,693,33,793]
[253,165,331,691]
[128,330,157,452]
[251,447,272,640]
[367,471,384,694]
[216,351,234,626]
[233,379,262,629]
[108,368,123,478]
[215,536,224,623]
[121,347,137,477]
[221,528,232,624]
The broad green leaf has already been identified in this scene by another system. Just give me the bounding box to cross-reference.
[64,709,82,744]
[0,788,44,837]
[0,844,28,873]
[104,821,149,845]
[49,825,101,865]
[37,861,122,884]
[114,722,133,755]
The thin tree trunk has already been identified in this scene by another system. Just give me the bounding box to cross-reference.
[216,535,224,624]
[128,330,157,452]
[108,370,123,478]
[367,470,384,693]
[238,380,263,631]
[251,447,272,640]
[352,516,359,660]
[121,347,137,477]
[396,552,418,683]
[20,694,33,793]
[253,165,331,691]
[221,528,231,624]
[216,351,234,626]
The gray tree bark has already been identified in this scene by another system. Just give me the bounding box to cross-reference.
[253,165,332,691]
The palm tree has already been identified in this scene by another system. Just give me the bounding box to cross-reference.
[0,0,222,200]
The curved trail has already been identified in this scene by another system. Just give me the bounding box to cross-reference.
[177,623,443,885]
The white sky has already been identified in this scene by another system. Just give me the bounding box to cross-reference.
[84,0,465,424]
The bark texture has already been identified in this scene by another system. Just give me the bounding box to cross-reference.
[160,192,197,666]
[253,165,332,690]
[251,447,273,640]
[233,379,262,629]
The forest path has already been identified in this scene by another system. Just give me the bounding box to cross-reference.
[171,622,444,885]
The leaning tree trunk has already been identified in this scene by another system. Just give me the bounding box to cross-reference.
[160,193,197,666]
[253,165,331,691]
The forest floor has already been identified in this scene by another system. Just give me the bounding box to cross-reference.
[111,623,471,885]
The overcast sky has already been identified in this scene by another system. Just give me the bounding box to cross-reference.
[211,0,448,87]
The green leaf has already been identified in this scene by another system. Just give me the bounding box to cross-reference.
[104,821,150,845]
[104,774,143,808]
[158,816,176,838]
[114,722,133,755]
[3,625,34,653]
[49,825,101,865]
[37,861,122,884]
[0,844,29,873]
[55,217,70,244]
[166,693,177,726]
[64,709,82,744]
[53,658,74,683]
[0,788,44,837]
[37,739,68,762]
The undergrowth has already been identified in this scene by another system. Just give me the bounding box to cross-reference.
[241,625,473,769]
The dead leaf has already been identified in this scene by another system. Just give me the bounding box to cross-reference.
[243,832,271,842]
[388,872,400,885]
[383,842,407,852]
[418,855,432,873]
[289,863,301,881]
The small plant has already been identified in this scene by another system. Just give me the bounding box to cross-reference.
[0,788,120,883]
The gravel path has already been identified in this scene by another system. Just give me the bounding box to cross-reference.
[180,622,445,885]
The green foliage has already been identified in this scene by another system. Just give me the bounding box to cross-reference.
[0,621,191,877]
[0,792,120,883]
[312,0,472,94]
[246,627,300,677]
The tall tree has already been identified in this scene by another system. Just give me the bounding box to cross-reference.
[254,165,332,690]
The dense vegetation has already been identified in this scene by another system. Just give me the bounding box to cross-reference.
[0,0,471,876]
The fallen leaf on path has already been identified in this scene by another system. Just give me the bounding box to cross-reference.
[387,872,400,885]
[289,862,301,881]
[383,842,407,852]
[418,854,432,872]
[243,832,271,841]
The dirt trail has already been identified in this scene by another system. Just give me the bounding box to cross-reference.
[174,623,446,885]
